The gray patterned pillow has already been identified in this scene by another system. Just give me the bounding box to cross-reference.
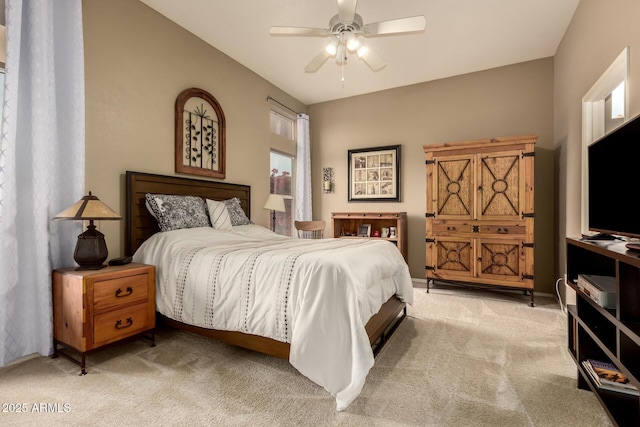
[145,194,211,232]
[223,197,253,226]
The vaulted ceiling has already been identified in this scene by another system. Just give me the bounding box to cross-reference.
[139,0,580,105]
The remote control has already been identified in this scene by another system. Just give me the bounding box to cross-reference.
[108,256,132,266]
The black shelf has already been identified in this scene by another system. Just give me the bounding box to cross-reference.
[566,238,640,427]
[574,358,639,424]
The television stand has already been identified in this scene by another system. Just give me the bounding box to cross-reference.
[566,238,640,426]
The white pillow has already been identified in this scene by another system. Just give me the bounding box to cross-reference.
[206,199,233,231]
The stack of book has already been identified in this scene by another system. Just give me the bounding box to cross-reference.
[582,359,639,396]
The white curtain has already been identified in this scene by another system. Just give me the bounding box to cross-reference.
[296,113,312,221]
[0,0,85,366]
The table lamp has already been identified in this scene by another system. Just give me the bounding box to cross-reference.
[53,192,122,270]
[263,194,285,232]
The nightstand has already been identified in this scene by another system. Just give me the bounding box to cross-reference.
[52,263,156,374]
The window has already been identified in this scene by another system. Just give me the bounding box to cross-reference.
[270,110,294,140]
[270,150,294,236]
[610,81,625,120]
[581,47,629,235]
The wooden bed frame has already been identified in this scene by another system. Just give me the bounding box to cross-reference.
[125,171,406,359]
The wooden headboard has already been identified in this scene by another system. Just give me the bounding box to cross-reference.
[125,171,251,255]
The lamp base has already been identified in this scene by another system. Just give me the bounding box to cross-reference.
[74,223,109,270]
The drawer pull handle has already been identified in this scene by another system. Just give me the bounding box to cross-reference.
[115,318,133,329]
[497,228,509,234]
[447,226,457,231]
[115,287,133,298]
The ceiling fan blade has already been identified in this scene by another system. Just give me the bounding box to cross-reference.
[360,47,386,72]
[363,15,426,36]
[337,0,357,23]
[270,26,331,36]
[305,50,331,73]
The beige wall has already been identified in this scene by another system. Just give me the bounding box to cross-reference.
[309,58,556,292]
[554,0,640,295]
[84,0,556,292]
[83,0,304,257]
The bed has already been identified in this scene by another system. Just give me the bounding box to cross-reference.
[125,171,413,410]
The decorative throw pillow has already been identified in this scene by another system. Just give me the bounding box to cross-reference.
[145,199,158,219]
[223,197,253,226]
[145,194,211,232]
[206,199,233,231]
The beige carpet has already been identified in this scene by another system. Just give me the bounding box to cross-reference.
[0,285,612,426]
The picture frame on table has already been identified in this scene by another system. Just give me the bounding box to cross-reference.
[358,224,372,237]
[348,145,400,202]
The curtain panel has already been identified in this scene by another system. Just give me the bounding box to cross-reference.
[0,0,85,366]
[295,113,312,221]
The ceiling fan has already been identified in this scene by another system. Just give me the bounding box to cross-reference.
[270,0,426,73]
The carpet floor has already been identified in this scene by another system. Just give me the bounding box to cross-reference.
[0,285,612,426]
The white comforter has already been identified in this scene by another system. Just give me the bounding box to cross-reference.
[132,224,413,410]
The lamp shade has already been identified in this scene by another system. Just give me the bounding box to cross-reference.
[325,37,339,56]
[53,192,121,270]
[357,44,369,59]
[346,33,359,51]
[53,191,121,220]
[263,194,286,213]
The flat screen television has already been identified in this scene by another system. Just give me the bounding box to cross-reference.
[588,113,640,239]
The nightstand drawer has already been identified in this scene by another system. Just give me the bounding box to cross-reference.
[93,303,151,344]
[93,273,149,311]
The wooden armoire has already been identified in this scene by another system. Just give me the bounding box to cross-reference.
[423,135,536,306]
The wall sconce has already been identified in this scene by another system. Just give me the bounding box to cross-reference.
[323,167,334,193]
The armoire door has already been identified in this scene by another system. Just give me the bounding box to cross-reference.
[428,236,475,281]
[433,154,475,221]
[477,149,524,221]
[475,238,525,285]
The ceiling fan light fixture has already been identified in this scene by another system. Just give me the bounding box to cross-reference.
[345,33,359,51]
[357,44,369,59]
[336,44,346,64]
[325,37,339,56]
[271,2,424,75]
